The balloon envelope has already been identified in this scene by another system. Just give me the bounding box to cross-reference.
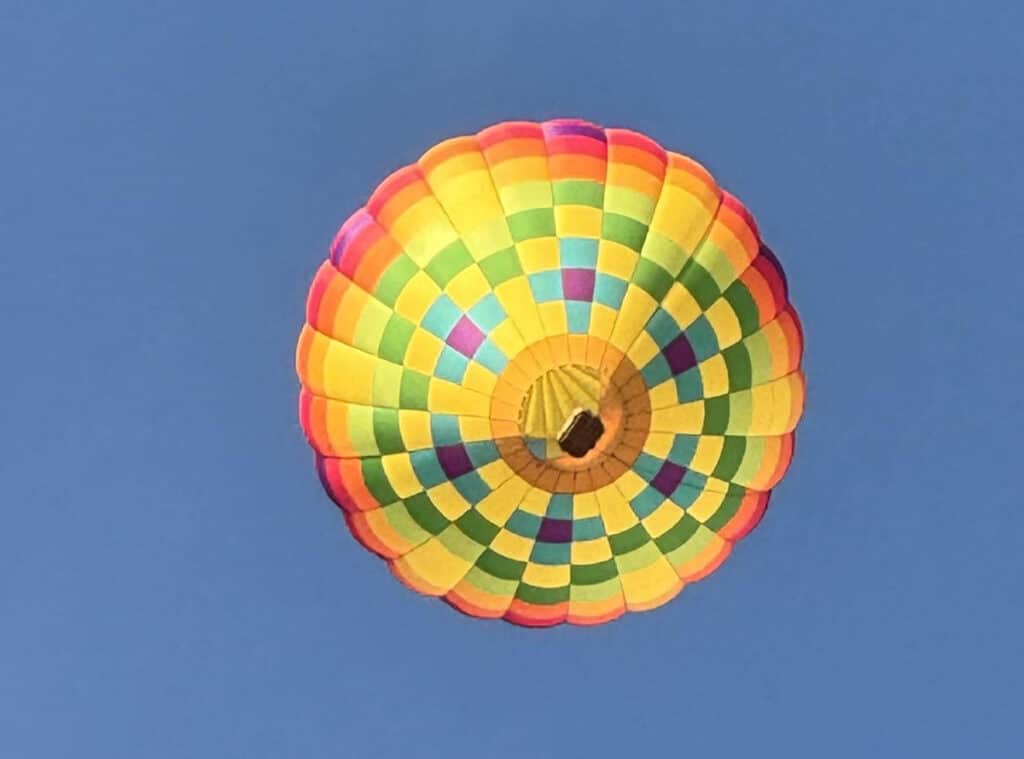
[296,119,805,627]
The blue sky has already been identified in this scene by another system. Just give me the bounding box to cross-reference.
[2,1,1022,756]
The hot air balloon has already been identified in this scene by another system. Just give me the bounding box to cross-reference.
[296,119,805,627]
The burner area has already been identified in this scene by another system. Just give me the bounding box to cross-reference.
[557,409,605,458]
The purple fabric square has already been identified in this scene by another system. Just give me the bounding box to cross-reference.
[329,210,371,268]
[537,518,573,544]
[437,444,474,480]
[663,333,697,375]
[543,120,607,142]
[651,461,686,497]
[446,316,485,357]
[562,268,596,301]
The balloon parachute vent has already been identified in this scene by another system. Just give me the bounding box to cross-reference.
[558,409,604,458]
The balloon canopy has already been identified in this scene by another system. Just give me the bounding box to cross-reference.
[296,119,805,627]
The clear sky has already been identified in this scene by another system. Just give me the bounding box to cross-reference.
[3,1,1022,757]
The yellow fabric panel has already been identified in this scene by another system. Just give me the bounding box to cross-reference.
[519,237,560,271]
[428,382,490,416]
[610,287,658,351]
[371,362,403,407]
[642,500,685,538]
[595,485,639,533]
[476,459,514,488]
[398,410,433,450]
[427,482,471,521]
[650,184,719,257]
[597,241,638,279]
[497,180,552,214]
[316,339,375,405]
[659,281,703,328]
[571,536,613,565]
[618,557,683,610]
[393,271,441,323]
[473,477,529,526]
[394,535,472,595]
[519,487,551,517]
[698,354,730,398]
[704,298,743,351]
[403,330,444,375]
[538,301,569,338]
[380,453,423,498]
[572,491,601,519]
[495,279,547,346]
[687,485,726,523]
[732,373,804,436]
[650,401,704,434]
[626,330,661,369]
[613,470,648,500]
[554,206,602,237]
[463,218,514,260]
[648,379,679,410]
[389,200,457,266]
[690,435,726,475]
[429,173,507,235]
[458,415,495,442]
[490,528,534,561]
[445,266,492,310]
[461,361,498,396]
[641,432,674,459]
[488,319,529,358]
[522,561,570,588]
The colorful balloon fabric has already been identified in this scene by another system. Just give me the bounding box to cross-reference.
[296,119,805,627]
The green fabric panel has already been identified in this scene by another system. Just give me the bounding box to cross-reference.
[602,213,649,253]
[615,541,664,573]
[609,523,649,555]
[438,524,485,563]
[479,247,524,286]
[372,408,404,455]
[743,331,773,385]
[703,395,730,435]
[570,577,622,602]
[424,240,473,287]
[570,558,619,585]
[462,565,519,597]
[515,582,570,605]
[361,458,399,505]
[378,315,415,363]
[374,254,418,306]
[723,342,753,391]
[398,371,430,410]
[476,548,526,581]
[404,492,449,535]
[552,180,603,208]
[681,261,721,310]
[654,513,701,553]
[632,258,675,301]
[712,436,746,481]
[704,487,744,532]
[455,509,501,545]
[642,233,687,276]
[724,280,761,336]
[665,524,716,565]
[507,208,556,242]
[380,502,432,547]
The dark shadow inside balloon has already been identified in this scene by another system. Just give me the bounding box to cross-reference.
[557,409,605,458]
